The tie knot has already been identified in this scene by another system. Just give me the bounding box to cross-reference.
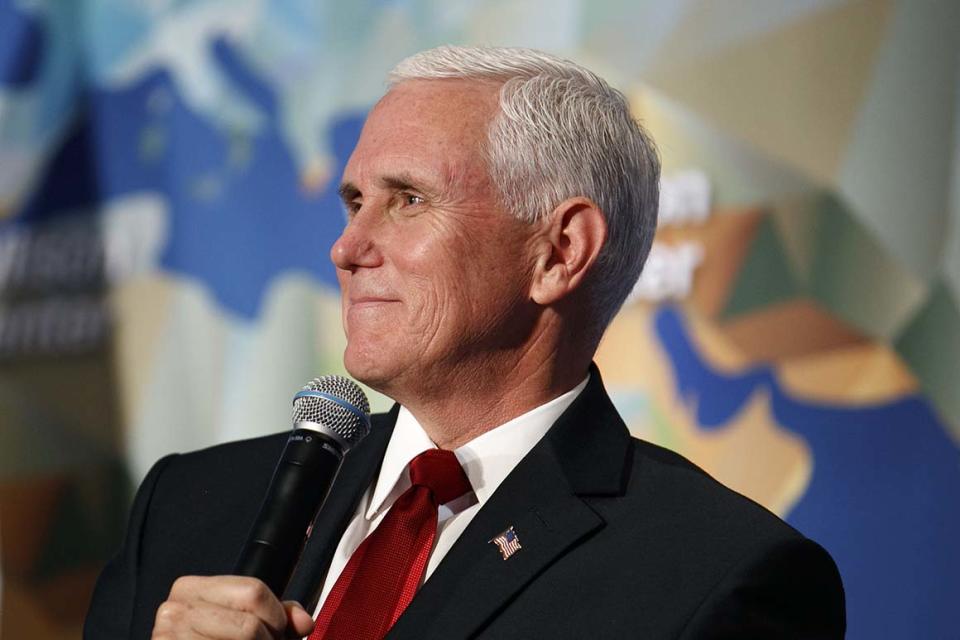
[408,449,472,505]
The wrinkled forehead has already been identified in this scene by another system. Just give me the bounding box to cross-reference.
[365,79,500,151]
[344,79,502,186]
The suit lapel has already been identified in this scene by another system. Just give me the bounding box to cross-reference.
[283,405,398,609]
[387,445,605,640]
[388,366,632,639]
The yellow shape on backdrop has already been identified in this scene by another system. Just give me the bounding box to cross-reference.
[598,303,811,517]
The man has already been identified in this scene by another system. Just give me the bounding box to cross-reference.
[86,46,845,639]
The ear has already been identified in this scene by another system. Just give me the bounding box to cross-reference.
[530,197,607,306]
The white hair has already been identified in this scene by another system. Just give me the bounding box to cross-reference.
[388,45,660,332]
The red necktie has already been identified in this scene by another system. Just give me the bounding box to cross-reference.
[310,448,473,640]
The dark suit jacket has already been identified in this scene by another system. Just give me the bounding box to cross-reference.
[85,369,845,639]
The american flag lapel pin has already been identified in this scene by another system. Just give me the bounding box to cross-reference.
[489,526,522,560]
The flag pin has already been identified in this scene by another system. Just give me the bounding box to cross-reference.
[489,526,522,560]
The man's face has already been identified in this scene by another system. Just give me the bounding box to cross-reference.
[332,79,540,399]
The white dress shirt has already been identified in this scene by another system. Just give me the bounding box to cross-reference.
[313,376,589,615]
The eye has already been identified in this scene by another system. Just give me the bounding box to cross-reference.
[403,193,425,207]
[342,199,362,219]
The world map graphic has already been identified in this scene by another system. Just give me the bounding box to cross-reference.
[2,2,958,638]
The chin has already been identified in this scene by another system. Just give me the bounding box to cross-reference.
[343,345,395,396]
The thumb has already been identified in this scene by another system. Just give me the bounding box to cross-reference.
[283,601,316,638]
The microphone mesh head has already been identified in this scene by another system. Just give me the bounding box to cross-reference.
[292,375,371,449]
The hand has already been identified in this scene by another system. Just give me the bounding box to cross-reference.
[151,575,316,639]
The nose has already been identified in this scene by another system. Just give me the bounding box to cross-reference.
[330,209,383,272]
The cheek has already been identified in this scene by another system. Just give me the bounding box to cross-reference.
[391,217,527,338]
[396,249,470,338]
[400,273,451,341]
[396,231,456,298]
[429,261,509,336]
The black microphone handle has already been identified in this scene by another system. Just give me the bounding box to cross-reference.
[234,427,345,596]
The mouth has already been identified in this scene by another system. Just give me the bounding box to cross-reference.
[347,297,399,310]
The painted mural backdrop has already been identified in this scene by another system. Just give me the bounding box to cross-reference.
[1,1,957,638]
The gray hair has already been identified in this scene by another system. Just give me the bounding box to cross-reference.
[388,45,660,332]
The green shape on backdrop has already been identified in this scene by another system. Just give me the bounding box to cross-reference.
[722,213,801,319]
[895,280,960,438]
[809,194,926,339]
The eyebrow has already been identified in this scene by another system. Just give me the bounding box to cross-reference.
[338,182,360,204]
[338,171,441,205]
[380,174,422,194]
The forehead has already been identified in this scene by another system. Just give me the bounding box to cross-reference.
[346,79,501,180]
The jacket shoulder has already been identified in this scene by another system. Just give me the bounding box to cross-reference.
[625,437,803,542]
[159,431,289,479]
[90,433,288,639]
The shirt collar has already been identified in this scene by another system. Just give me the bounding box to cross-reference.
[365,375,589,520]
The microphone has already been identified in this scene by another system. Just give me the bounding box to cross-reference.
[234,375,371,596]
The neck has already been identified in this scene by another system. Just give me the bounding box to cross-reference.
[390,335,593,450]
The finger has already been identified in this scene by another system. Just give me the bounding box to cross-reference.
[153,600,190,638]
[283,601,316,638]
[168,575,288,634]
[153,598,277,640]
[182,599,275,640]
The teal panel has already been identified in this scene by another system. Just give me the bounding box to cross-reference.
[721,212,801,319]
[895,280,960,436]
